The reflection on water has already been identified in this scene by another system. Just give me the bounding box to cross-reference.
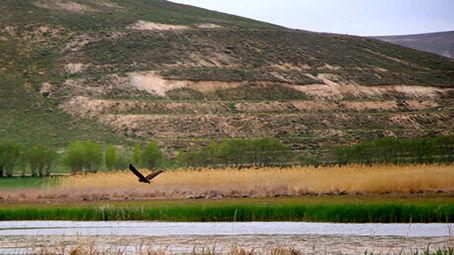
[0,222,452,254]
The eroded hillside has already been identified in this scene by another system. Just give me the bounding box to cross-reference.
[1,0,453,154]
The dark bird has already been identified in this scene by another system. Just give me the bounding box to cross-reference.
[129,164,164,184]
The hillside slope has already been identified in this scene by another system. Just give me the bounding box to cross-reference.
[1,0,453,156]
[373,31,454,59]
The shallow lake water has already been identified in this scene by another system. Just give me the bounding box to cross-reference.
[0,221,453,254]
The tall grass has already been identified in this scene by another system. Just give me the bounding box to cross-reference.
[0,199,453,222]
[57,164,454,195]
[1,164,453,202]
[28,242,454,255]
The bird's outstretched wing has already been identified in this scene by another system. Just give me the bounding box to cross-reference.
[145,170,164,181]
[129,164,148,182]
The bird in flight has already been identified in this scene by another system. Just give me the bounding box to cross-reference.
[129,164,164,184]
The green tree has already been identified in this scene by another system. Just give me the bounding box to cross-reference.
[141,141,163,169]
[63,141,84,173]
[432,135,454,162]
[115,149,131,170]
[0,141,22,177]
[299,155,321,167]
[64,141,102,173]
[334,146,351,165]
[178,141,219,168]
[218,138,251,167]
[25,145,58,177]
[333,135,454,165]
[179,138,292,168]
[407,137,435,163]
[81,141,102,173]
[132,143,142,167]
[104,144,117,171]
[251,138,290,166]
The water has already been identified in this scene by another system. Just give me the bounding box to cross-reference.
[0,221,452,254]
[0,221,452,237]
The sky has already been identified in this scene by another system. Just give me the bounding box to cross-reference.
[170,0,454,36]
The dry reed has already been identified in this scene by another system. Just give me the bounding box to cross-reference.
[2,164,453,202]
[32,243,301,255]
[25,238,454,255]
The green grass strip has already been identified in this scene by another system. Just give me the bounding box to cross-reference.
[1,202,453,222]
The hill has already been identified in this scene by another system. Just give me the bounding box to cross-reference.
[1,0,453,157]
[373,31,454,59]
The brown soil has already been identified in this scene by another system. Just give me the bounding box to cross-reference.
[128,21,189,31]
[34,0,98,13]
[64,63,86,74]
[197,23,223,29]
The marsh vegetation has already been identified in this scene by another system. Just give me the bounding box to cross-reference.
[1,164,453,222]
[21,241,454,255]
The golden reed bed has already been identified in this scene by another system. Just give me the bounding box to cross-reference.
[3,164,454,202]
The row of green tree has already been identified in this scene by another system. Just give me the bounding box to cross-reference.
[0,140,163,177]
[334,135,454,164]
[1,135,453,177]
[178,138,291,167]
[64,141,164,173]
[178,136,454,167]
[0,138,292,176]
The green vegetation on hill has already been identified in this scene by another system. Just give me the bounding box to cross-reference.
[0,76,122,147]
[0,0,275,150]
[80,29,454,86]
[2,0,453,87]
[1,0,275,31]
[1,0,453,152]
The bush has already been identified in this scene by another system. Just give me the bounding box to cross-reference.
[141,141,163,169]
[104,144,117,171]
[64,141,103,173]
[0,140,22,177]
[24,145,58,177]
